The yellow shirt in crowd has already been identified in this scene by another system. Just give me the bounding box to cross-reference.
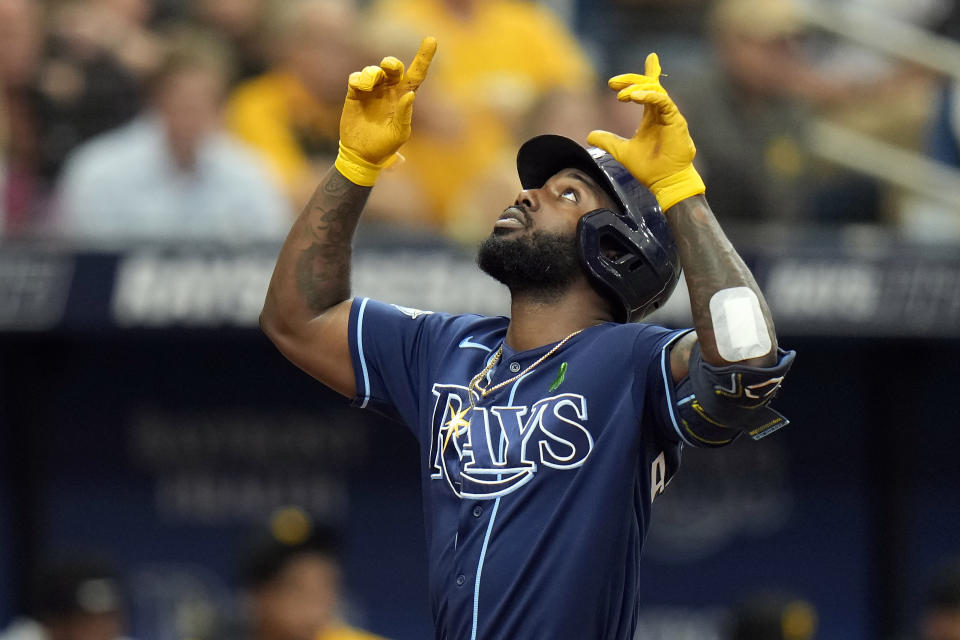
[366,0,596,227]
[225,71,341,201]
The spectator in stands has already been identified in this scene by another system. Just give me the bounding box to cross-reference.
[64,0,163,79]
[31,0,153,194]
[52,28,290,243]
[238,508,386,640]
[0,556,127,640]
[669,0,880,228]
[919,557,960,640]
[225,0,364,206]
[192,0,271,82]
[580,0,712,78]
[801,0,940,197]
[360,0,597,236]
[0,0,43,237]
[806,0,945,111]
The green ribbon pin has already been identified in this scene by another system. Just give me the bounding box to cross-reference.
[548,362,568,392]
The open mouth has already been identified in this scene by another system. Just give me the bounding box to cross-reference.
[494,206,528,230]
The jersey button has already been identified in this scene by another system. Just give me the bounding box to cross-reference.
[509,362,521,373]
[472,505,483,518]
[456,574,466,587]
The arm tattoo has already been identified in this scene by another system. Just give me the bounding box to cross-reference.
[294,169,371,313]
[665,196,777,365]
[296,244,351,313]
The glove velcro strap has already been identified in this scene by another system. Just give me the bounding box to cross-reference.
[650,165,706,211]
[334,143,385,187]
[676,396,789,443]
[673,396,742,448]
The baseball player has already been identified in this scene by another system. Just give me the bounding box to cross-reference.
[261,36,795,640]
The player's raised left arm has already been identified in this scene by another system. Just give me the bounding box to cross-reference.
[587,53,778,378]
[661,195,776,375]
[590,54,795,443]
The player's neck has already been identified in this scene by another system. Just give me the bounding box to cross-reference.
[505,280,614,352]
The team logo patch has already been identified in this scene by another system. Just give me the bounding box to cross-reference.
[428,384,594,499]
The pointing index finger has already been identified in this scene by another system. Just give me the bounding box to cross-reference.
[403,36,438,92]
[644,52,661,82]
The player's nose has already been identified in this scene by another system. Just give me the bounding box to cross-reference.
[515,189,539,212]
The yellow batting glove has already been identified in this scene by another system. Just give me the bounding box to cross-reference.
[587,53,705,211]
[335,36,437,187]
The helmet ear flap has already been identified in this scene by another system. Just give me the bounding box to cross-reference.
[578,209,631,323]
[578,205,681,323]
[598,233,637,266]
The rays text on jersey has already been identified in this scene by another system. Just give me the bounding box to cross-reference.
[429,384,594,499]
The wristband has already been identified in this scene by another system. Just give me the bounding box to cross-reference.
[650,165,706,211]
[334,142,384,187]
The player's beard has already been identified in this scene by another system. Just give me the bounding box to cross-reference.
[477,229,583,302]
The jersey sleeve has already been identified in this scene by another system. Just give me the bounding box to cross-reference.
[348,297,442,428]
[632,325,696,446]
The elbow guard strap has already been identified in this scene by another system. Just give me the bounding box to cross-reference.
[673,344,796,445]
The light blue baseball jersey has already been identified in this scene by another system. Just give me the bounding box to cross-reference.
[348,297,696,640]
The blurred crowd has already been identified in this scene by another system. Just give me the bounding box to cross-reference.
[0,509,390,640]
[2,0,960,245]
[4,540,960,640]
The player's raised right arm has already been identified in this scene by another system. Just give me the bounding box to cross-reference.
[259,37,437,398]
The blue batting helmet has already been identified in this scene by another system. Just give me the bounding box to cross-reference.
[516,134,681,322]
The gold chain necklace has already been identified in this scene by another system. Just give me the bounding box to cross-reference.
[468,327,586,401]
